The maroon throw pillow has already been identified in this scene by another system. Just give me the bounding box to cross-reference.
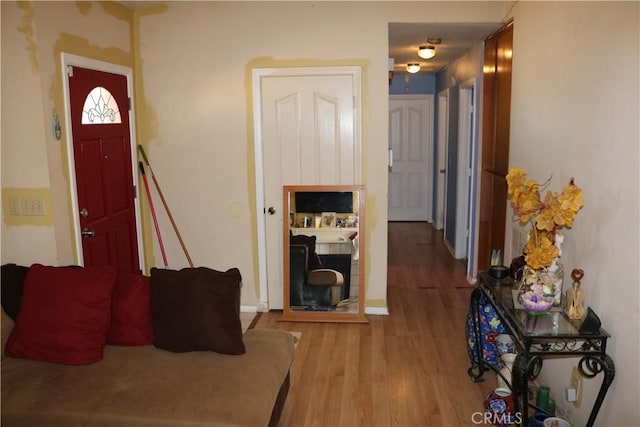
[106,273,153,346]
[5,264,115,365]
[150,266,245,355]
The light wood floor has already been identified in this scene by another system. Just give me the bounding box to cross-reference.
[254,222,495,426]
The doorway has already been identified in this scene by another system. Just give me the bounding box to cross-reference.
[436,89,449,230]
[388,95,434,222]
[252,66,362,311]
[62,54,143,273]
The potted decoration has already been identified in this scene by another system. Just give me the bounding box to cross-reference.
[506,168,584,311]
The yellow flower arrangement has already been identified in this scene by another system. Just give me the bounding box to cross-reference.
[506,168,584,270]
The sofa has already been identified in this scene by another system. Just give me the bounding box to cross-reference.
[1,263,295,427]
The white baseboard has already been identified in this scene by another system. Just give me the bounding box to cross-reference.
[365,306,389,315]
[240,305,258,313]
[243,304,389,315]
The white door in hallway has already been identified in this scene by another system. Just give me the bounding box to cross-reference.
[388,95,434,221]
[436,89,449,230]
[253,67,361,310]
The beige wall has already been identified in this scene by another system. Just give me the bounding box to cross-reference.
[134,1,507,309]
[2,1,638,425]
[507,2,638,425]
[1,1,133,265]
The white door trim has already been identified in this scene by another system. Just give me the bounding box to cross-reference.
[60,53,144,271]
[455,78,477,260]
[252,66,362,311]
[436,89,449,230]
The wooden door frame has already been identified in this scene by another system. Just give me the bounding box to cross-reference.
[61,53,144,271]
[251,66,362,311]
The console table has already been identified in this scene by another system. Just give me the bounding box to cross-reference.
[468,272,615,426]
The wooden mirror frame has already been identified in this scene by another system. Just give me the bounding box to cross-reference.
[281,185,368,323]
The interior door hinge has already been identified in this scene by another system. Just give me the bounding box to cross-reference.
[133,185,137,199]
[67,65,74,77]
[128,97,132,111]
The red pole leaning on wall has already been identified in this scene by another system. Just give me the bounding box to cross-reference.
[138,145,194,267]
[139,162,168,268]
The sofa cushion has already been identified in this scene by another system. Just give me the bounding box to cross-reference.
[150,267,245,355]
[5,264,116,365]
[0,263,29,321]
[290,234,323,270]
[1,308,14,361]
[106,273,154,346]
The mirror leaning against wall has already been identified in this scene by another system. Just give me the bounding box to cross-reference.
[281,185,368,323]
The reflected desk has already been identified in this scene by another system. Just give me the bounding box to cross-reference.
[468,272,615,427]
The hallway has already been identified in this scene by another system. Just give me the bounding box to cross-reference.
[254,222,494,426]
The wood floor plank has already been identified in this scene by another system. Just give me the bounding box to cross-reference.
[255,222,495,426]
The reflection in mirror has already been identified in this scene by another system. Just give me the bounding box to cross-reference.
[281,185,367,323]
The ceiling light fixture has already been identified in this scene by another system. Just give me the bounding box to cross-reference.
[418,37,441,60]
[406,63,421,74]
[418,45,436,59]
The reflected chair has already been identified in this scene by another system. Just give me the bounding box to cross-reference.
[289,244,344,308]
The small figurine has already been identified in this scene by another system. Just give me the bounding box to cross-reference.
[566,268,586,320]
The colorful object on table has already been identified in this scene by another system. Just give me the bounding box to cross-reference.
[520,291,554,314]
[491,249,502,266]
[484,387,516,426]
[506,169,584,271]
[536,385,551,412]
[495,334,515,357]
[507,169,584,310]
[497,353,516,389]
[528,412,550,427]
[466,294,507,366]
[566,268,586,320]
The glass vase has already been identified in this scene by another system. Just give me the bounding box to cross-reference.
[518,263,564,307]
[537,262,564,307]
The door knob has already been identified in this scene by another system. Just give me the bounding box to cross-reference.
[81,228,95,237]
[439,168,446,173]
[80,208,89,218]
[267,207,276,215]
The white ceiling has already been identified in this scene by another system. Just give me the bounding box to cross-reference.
[389,22,503,74]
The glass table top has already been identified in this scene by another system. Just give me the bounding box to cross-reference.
[480,272,610,339]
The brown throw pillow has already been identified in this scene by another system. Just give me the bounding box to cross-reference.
[1,263,29,321]
[150,267,245,355]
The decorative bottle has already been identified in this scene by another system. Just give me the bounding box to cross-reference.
[566,268,586,320]
[497,353,516,389]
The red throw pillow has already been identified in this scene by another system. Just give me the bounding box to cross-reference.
[106,273,153,346]
[5,264,115,365]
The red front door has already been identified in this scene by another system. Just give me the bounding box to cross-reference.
[68,66,140,273]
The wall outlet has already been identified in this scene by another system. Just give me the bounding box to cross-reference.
[9,197,20,215]
[19,197,45,216]
[570,367,583,408]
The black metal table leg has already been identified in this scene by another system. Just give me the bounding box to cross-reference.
[580,354,616,427]
[512,352,543,426]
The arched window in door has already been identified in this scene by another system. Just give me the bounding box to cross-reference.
[81,86,122,124]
